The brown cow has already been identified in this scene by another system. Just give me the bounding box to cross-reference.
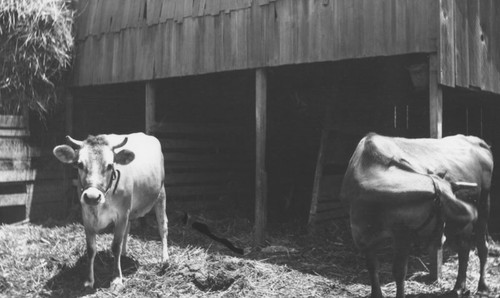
[53,133,168,288]
[340,133,493,298]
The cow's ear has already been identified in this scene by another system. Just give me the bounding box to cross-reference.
[114,149,135,165]
[53,145,77,164]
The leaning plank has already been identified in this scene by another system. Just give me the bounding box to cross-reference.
[308,129,329,225]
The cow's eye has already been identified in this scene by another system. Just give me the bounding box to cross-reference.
[107,164,114,171]
[75,162,84,170]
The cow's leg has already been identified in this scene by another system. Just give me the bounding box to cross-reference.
[84,229,97,288]
[110,215,129,288]
[476,192,490,293]
[452,242,470,296]
[476,229,489,293]
[393,234,411,298]
[154,186,169,262]
[475,220,490,293]
[366,250,384,298]
[121,221,131,256]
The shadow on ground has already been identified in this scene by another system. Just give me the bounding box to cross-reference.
[44,251,139,298]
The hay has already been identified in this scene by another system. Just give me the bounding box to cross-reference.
[0,0,74,117]
[0,218,499,297]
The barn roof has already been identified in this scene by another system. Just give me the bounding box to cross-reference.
[72,0,500,95]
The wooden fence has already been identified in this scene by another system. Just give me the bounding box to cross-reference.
[0,114,35,222]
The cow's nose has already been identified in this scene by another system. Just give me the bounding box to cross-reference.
[82,188,103,205]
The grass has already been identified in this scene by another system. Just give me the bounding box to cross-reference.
[0,214,499,298]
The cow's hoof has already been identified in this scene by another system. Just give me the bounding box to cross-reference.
[445,289,470,298]
[110,278,124,291]
[83,280,94,289]
[158,262,170,276]
[477,283,490,294]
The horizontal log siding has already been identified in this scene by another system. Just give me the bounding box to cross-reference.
[73,0,438,86]
[152,123,253,199]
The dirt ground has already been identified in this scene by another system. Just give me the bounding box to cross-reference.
[0,214,499,298]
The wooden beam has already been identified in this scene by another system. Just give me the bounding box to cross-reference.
[428,52,443,281]
[145,81,156,134]
[254,68,267,245]
[429,54,443,139]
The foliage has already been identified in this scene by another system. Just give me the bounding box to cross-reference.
[0,0,74,118]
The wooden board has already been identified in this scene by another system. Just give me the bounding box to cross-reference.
[0,193,28,207]
[255,68,267,244]
[0,115,27,128]
[73,0,440,86]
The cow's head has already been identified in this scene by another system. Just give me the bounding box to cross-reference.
[53,135,135,206]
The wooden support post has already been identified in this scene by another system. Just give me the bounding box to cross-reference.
[429,54,443,139]
[145,81,156,134]
[255,68,268,245]
[429,53,443,281]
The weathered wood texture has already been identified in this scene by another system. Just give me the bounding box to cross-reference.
[430,54,443,138]
[440,0,500,94]
[255,68,267,244]
[0,115,68,222]
[73,0,439,86]
[0,115,34,221]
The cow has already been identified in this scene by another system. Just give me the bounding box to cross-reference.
[340,133,493,298]
[53,133,168,288]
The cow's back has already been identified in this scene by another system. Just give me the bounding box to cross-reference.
[341,133,493,200]
[105,133,165,218]
[386,134,493,186]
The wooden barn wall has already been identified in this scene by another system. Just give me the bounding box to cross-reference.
[440,0,500,94]
[72,0,438,86]
[0,112,70,223]
[151,72,255,214]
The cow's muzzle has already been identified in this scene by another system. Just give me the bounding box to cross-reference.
[81,188,104,206]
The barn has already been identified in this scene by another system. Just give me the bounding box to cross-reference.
[66,0,500,249]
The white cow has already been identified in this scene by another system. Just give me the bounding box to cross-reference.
[53,133,168,288]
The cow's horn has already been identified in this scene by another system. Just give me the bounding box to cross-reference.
[66,136,83,148]
[112,137,128,151]
[451,181,478,191]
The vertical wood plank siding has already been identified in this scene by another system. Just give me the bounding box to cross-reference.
[440,0,500,94]
[73,0,439,86]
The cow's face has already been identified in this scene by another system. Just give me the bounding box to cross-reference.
[53,135,135,206]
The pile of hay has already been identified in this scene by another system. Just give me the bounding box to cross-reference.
[0,0,74,117]
[0,217,499,297]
